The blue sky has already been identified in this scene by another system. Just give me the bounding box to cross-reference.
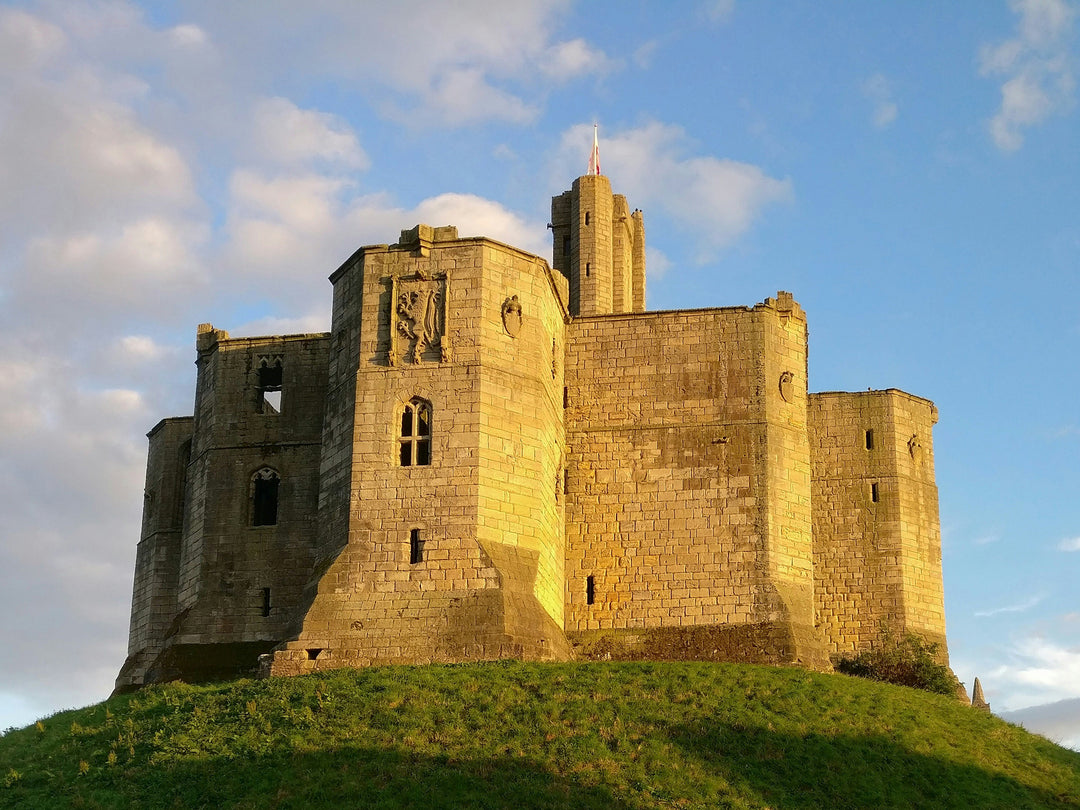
[1,0,1078,748]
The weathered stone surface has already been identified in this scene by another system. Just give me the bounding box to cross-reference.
[115,171,949,692]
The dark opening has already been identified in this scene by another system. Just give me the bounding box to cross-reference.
[865,429,875,450]
[871,482,880,503]
[252,471,279,526]
[563,387,568,408]
[562,236,570,259]
[305,648,323,660]
[585,211,590,226]
[258,361,283,414]
[410,528,424,564]
[563,467,569,496]
[585,262,590,277]
[586,575,595,605]
[261,588,271,617]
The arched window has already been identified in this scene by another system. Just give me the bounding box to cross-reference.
[399,398,432,466]
[252,468,280,526]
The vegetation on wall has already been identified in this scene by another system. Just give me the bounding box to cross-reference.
[834,631,959,696]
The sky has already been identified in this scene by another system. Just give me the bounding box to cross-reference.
[1,0,1078,749]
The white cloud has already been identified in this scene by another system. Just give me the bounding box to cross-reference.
[1057,536,1080,551]
[554,121,792,263]
[646,247,673,281]
[540,38,614,81]
[0,7,66,73]
[251,97,368,169]
[1000,697,1080,750]
[862,73,899,129]
[187,0,613,127]
[701,0,736,23]
[980,0,1076,150]
[975,592,1046,617]
[990,635,1080,709]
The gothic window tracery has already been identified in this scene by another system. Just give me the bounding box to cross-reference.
[399,398,432,466]
[252,467,280,526]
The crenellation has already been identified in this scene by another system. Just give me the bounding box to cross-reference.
[116,169,949,692]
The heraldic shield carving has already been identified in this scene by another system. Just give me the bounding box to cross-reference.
[391,273,448,364]
[502,295,523,337]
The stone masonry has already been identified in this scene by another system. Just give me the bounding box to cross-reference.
[115,170,948,691]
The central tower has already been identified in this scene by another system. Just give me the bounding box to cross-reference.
[551,175,646,316]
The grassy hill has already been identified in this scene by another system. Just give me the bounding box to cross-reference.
[2,660,1078,809]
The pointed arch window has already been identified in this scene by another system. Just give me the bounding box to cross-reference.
[399,398,432,466]
[252,468,280,526]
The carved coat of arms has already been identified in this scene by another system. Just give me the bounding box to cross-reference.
[392,273,447,364]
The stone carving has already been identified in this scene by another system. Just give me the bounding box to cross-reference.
[779,371,795,402]
[908,433,921,458]
[394,275,446,363]
[502,295,523,337]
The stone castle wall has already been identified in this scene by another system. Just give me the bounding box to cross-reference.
[269,228,571,676]
[808,390,945,654]
[117,173,948,691]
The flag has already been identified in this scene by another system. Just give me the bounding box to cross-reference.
[588,123,601,176]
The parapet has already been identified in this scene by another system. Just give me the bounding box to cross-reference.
[395,224,459,256]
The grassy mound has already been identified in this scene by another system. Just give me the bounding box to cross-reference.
[2,661,1078,809]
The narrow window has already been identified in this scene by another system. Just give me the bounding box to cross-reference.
[252,468,280,526]
[410,528,424,564]
[563,467,569,496]
[399,398,432,466]
[586,575,595,605]
[563,387,568,408]
[585,262,591,278]
[257,356,283,414]
[584,211,590,226]
[562,236,570,259]
[261,588,271,617]
[871,482,880,503]
[865,429,875,450]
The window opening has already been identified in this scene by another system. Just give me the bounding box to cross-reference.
[399,399,432,466]
[563,387,569,408]
[865,429,874,450]
[563,467,569,496]
[252,468,280,526]
[586,575,595,605]
[871,482,880,503]
[306,648,323,660]
[410,528,424,564]
[585,211,590,226]
[562,236,570,259]
[261,588,271,617]
[585,262,590,278]
[257,356,283,414]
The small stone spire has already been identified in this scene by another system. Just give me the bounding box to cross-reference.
[971,677,991,712]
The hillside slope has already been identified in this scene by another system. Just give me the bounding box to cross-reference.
[2,661,1078,809]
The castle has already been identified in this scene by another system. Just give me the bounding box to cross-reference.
[116,168,947,691]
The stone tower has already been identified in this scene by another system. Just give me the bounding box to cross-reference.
[550,175,645,316]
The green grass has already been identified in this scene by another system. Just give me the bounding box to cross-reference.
[2,661,1078,808]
